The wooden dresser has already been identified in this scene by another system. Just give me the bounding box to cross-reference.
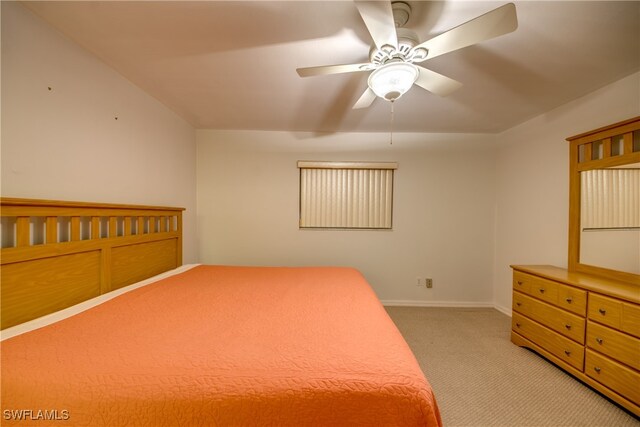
[511,265,640,416]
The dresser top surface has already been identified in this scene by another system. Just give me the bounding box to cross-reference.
[511,265,640,304]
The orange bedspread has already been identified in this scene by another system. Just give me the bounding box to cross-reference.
[1,265,441,426]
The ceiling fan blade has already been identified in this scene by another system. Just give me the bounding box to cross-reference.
[297,63,373,77]
[414,66,462,97]
[354,0,398,51]
[413,3,517,62]
[353,87,377,109]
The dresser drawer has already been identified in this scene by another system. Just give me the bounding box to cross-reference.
[513,271,531,294]
[589,294,640,338]
[512,312,584,370]
[621,302,640,339]
[587,321,640,371]
[513,271,558,305]
[556,284,587,316]
[513,291,585,344]
[586,349,640,405]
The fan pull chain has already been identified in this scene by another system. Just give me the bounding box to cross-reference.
[389,101,395,145]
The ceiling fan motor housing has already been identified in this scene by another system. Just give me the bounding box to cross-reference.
[369,28,422,65]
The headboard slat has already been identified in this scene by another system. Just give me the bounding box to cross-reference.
[16,217,30,247]
[46,217,58,244]
[71,216,81,241]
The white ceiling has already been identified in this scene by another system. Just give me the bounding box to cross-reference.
[23,1,640,134]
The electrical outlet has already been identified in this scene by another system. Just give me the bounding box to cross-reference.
[415,277,423,287]
[426,278,433,288]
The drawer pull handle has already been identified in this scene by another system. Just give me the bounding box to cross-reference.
[517,281,523,285]
[596,337,603,345]
[515,322,521,328]
[539,288,545,294]
[565,297,573,303]
[564,324,572,330]
[564,350,571,356]
[598,308,606,315]
[516,302,521,306]
[594,367,601,373]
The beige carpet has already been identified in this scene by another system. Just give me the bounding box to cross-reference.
[385,306,639,427]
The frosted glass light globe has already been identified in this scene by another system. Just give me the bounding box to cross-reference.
[368,62,419,101]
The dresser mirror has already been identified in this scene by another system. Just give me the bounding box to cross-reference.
[567,117,640,284]
[579,164,640,274]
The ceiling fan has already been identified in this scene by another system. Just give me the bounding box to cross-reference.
[297,1,518,109]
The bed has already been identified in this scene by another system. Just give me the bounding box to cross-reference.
[1,198,442,426]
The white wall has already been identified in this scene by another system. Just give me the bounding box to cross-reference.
[1,2,197,262]
[492,71,640,314]
[197,130,497,305]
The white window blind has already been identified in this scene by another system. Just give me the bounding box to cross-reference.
[298,161,398,229]
[581,168,640,230]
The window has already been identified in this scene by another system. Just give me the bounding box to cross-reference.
[298,161,398,229]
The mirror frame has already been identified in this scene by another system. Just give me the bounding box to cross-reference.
[567,116,640,285]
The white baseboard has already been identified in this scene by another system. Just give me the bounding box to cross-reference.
[381,300,495,308]
[381,300,513,316]
[493,304,512,317]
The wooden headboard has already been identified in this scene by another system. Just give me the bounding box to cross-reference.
[0,198,184,330]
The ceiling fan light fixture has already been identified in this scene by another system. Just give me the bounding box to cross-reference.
[368,62,418,101]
